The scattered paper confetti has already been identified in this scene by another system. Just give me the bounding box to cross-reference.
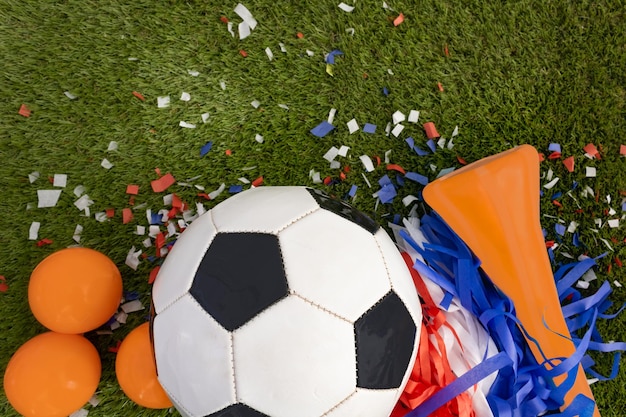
[251,100,261,109]
[363,123,377,134]
[563,156,575,172]
[338,145,350,157]
[325,49,344,64]
[37,190,62,208]
[328,108,337,124]
[151,173,176,192]
[74,194,94,211]
[121,299,144,313]
[64,91,77,100]
[188,70,200,76]
[255,134,264,143]
[360,155,375,172]
[132,91,145,101]
[200,141,213,157]
[347,118,359,134]
[179,121,196,129]
[0,276,7,293]
[608,219,620,228]
[423,122,440,139]
[265,47,274,60]
[201,112,210,123]
[310,121,335,138]
[586,166,597,177]
[279,42,287,52]
[239,21,251,39]
[180,92,191,102]
[278,104,289,110]
[338,2,355,12]
[408,110,420,123]
[392,110,406,125]
[393,13,404,26]
[620,144,626,156]
[18,104,31,117]
[346,28,355,36]
[584,143,600,159]
[437,82,444,92]
[220,81,227,90]
[53,174,67,187]
[73,224,83,243]
[234,3,258,30]
[101,159,113,169]
[29,222,40,240]
[391,124,405,137]
[107,141,118,151]
[323,146,340,162]
[543,177,560,189]
[28,171,39,183]
[69,408,89,417]
[157,96,170,108]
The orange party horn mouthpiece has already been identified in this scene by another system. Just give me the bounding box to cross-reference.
[422,144,599,416]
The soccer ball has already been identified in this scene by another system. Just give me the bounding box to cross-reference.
[150,186,422,417]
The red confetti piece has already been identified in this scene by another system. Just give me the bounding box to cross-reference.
[620,144,626,156]
[374,155,382,167]
[172,194,184,209]
[239,50,248,57]
[423,122,440,139]
[132,91,145,101]
[126,184,139,195]
[225,149,232,156]
[386,164,407,175]
[343,165,351,173]
[197,192,210,200]
[563,156,575,173]
[538,153,545,162]
[583,143,600,159]
[552,200,562,208]
[148,266,161,285]
[167,207,179,219]
[615,257,623,268]
[393,13,404,26]
[437,82,444,92]
[548,151,561,160]
[444,44,450,57]
[456,156,468,165]
[106,208,115,218]
[155,232,166,254]
[108,341,122,353]
[339,172,347,181]
[220,16,229,23]
[297,32,304,39]
[128,195,135,206]
[363,73,369,79]
[150,173,176,192]
[252,176,264,187]
[122,208,133,224]
[323,176,332,185]
[18,104,31,117]
[546,240,555,248]
[36,238,53,247]
[154,167,162,176]
[0,276,8,293]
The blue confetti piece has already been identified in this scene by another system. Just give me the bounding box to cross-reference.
[378,183,397,203]
[405,171,429,186]
[310,121,335,138]
[542,228,548,238]
[392,214,401,225]
[229,185,243,194]
[540,190,545,197]
[414,145,430,156]
[150,212,163,225]
[622,201,626,211]
[549,143,562,153]
[405,137,414,149]
[396,174,405,187]
[378,174,392,187]
[572,181,579,190]
[200,141,213,157]
[363,123,377,134]
[124,291,140,301]
[555,223,566,236]
[573,232,581,247]
[382,87,390,96]
[426,139,437,153]
[551,191,563,200]
[348,184,358,197]
[325,49,344,64]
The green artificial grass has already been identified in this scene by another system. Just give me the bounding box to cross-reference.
[0,0,625,415]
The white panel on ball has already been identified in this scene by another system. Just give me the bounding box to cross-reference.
[233,296,356,417]
[279,209,391,322]
[152,211,218,314]
[373,228,423,326]
[324,388,402,417]
[153,294,235,417]
[210,186,320,234]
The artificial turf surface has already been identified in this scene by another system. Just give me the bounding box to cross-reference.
[0,0,625,416]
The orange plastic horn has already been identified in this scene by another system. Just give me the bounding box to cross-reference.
[422,144,599,416]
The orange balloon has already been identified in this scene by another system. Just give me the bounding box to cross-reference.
[423,144,599,416]
[3,332,101,417]
[115,323,172,409]
[28,247,123,334]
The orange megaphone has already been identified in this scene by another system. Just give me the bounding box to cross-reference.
[422,144,599,416]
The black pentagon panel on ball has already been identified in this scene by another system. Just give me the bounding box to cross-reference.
[306,187,379,235]
[354,291,417,389]
[190,232,289,331]
[206,403,270,417]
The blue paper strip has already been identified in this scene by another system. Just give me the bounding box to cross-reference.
[310,121,335,138]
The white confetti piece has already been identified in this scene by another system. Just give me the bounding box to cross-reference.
[384,149,392,163]
[328,108,337,124]
[208,183,226,200]
[234,3,257,30]
[125,246,142,270]
[585,166,597,177]
[391,124,405,137]
[387,68,394,75]
[408,110,420,123]
[360,155,375,172]
[576,280,590,289]
[157,96,170,108]
[179,121,196,129]
[136,225,145,235]
[29,222,40,240]
[452,125,459,136]
[74,194,94,211]
[73,224,83,243]
[279,42,287,53]
[180,92,191,102]
[69,409,89,417]
[543,177,560,189]
[28,171,39,183]
[345,28,355,36]
[437,137,446,149]
[608,219,620,228]
[567,221,579,233]
[306,50,315,57]
[188,70,200,76]
[392,110,406,125]
[361,172,372,188]
[239,21,251,39]
[53,174,67,187]
[251,100,261,108]
[323,146,340,162]
[600,238,614,251]
[37,190,62,208]
[447,138,455,150]
[201,113,210,123]
[278,104,290,110]
[94,212,108,222]
[255,134,264,143]
[402,195,419,206]
[101,158,113,169]
[338,145,350,157]
[309,170,322,184]
[115,311,128,324]
[330,160,341,169]
[338,2,355,12]
[121,299,144,313]
[227,22,235,37]
[73,185,86,197]
[347,118,359,134]
[238,177,251,184]
[614,280,622,288]
[265,47,274,60]
[220,81,227,90]
[385,122,392,136]
[107,141,118,151]
[546,168,554,181]
[64,91,77,100]
[88,395,101,407]
[582,268,597,283]
[128,57,138,61]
